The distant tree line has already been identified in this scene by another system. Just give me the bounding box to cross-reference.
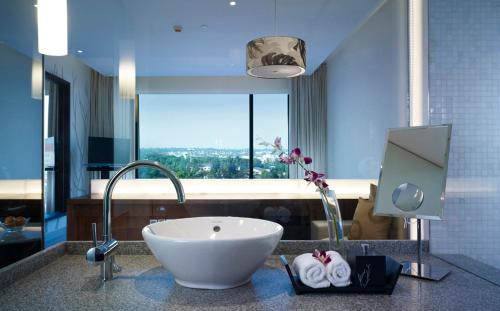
[139,150,288,179]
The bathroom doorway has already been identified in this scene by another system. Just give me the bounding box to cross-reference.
[43,72,70,246]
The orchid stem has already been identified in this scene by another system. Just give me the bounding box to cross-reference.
[320,189,341,249]
[299,159,341,249]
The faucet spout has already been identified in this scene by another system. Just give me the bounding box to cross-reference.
[86,160,185,281]
[102,160,185,242]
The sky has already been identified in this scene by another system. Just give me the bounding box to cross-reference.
[139,94,288,149]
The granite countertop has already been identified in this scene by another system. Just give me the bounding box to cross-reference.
[1,252,499,311]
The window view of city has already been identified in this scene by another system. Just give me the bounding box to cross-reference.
[253,94,289,179]
[138,94,289,179]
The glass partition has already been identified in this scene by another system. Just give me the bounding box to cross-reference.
[0,3,44,267]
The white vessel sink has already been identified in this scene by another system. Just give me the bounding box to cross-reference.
[142,217,283,289]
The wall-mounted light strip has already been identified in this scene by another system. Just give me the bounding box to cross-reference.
[408,0,429,241]
[37,0,68,56]
[31,58,43,100]
[408,0,428,127]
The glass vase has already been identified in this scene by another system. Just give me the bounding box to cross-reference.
[319,189,345,255]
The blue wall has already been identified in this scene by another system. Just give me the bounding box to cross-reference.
[0,44,42,179]
[326,0,408,179]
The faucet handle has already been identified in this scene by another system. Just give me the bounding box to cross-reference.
[91,223,97,247]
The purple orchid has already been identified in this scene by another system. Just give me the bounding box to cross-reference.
[266,137,340,248]
[304,170,324,184]
[290,148,302,162]
[278,153,294,164]
[264,137,329,193]
[316,179,329,190]
[312,249,332,265]
[304,170,329,191]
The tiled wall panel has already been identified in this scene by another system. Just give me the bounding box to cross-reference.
[429,0,500,268]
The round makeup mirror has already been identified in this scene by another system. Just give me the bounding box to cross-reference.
[391,183,424,212]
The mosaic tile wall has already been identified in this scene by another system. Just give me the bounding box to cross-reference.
[429,0,500,268]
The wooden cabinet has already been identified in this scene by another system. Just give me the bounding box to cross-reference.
[67,197,357,241]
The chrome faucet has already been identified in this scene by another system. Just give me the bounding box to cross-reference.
[86,160,185,281]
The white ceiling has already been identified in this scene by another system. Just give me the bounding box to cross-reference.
[0,0,383,76]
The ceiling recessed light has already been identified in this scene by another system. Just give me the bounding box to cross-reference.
[200,25,208,30]
[173,25,183,33]
[76,50,83,54]
[229,1,236,6]
[37,0,68,56]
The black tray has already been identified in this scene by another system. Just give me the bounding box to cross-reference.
[280,255,402,295]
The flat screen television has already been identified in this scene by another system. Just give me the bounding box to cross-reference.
[88,137,130,167]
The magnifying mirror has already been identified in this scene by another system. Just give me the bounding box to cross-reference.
[391,182,424,212]
[374,125,452,282]
[374,124,452,220]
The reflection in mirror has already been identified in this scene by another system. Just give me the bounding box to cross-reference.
[65,0,410,243]
[0,0,412,275]
[0,42,43,267]
[374,125,452,220]
[391,183,424,212]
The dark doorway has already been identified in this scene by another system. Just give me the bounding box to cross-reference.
[44,72,70,246]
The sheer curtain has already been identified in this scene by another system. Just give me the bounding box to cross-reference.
[90,69,114,138]
[289,63,327,178]
[89,70,114,179]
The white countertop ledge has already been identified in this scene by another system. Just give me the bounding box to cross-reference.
[89,179,377,200]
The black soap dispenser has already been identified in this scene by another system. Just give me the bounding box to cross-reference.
[354,244,387,288]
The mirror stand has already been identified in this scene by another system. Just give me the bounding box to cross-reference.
[400,219,450,281]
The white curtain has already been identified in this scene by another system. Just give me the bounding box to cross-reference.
[112,77,135,179]
[289,63,327,178]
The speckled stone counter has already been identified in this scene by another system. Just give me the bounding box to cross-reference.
[0,240,427,291]
[65,240,428,256]
[1,253,499,311]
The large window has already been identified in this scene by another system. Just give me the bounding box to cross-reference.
[138,93,288,179]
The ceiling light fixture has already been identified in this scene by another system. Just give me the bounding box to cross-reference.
[246,0,305,78]
[119,58,136,100]
[229,1,236,6]
[76,50,83,54]
[37,0,68,56]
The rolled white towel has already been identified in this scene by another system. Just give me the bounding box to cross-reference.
[292,253,330,289]
[325,251,351,287]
